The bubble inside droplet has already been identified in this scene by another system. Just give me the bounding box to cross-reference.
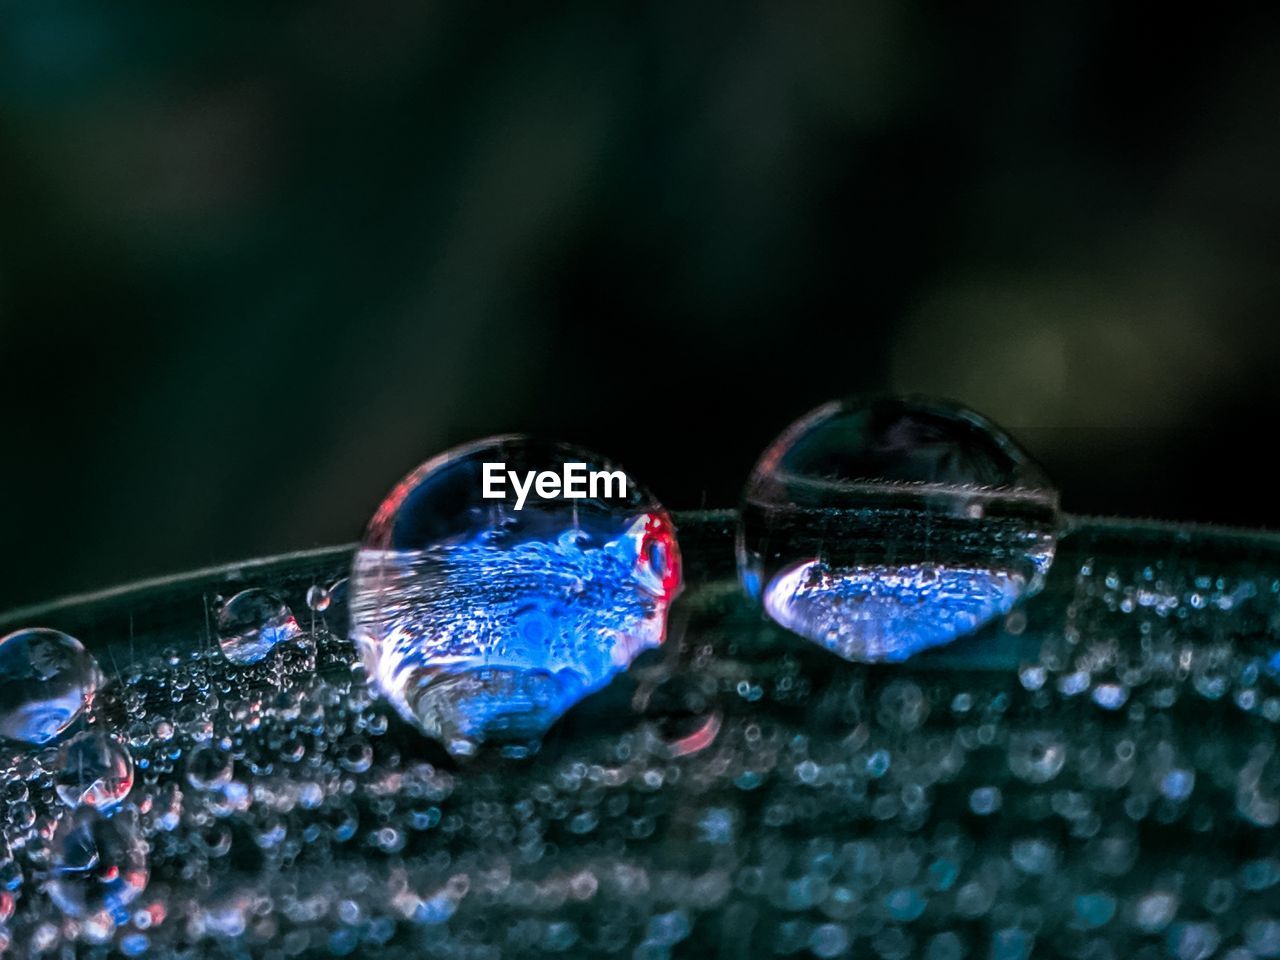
[0,628,104,745]
[737,397,1059,661]
[350,436,681,754]
[308,577,350,639]
[54,730,134,810]
[215,589,302,665]
[185,743,235,791]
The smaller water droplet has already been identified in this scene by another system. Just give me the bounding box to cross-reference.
[47,807,148,918]
[1160,768,1196,802]
[215,590,301,665]
[306,584,330,612]
[634,673,722,759]
[185,743,234,791]
[1133,891,1179,932]
[1092,682,1129,710]
[55,731,134,810]
[969,786,1002,815]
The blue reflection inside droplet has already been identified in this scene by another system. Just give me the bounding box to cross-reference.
[0,628,102,745]
[763,559,1025,662]
[353,515,677,752]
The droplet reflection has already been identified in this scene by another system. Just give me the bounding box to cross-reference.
[351,436,681,755]
[215,589,302,665]
[738,397,1059,660]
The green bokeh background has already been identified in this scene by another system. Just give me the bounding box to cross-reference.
[2,3,1279,608]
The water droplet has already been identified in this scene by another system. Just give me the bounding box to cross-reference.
[1018,665,1047,691]
[634,672,722,759]
[0,628,104,744]
[47,807,148,918]
[351,437,681,754]
[306,584,331,612]
[969,786,1002,815]
[1134,891,1179,932]
[337,736,372,773]
[314,577,351,638]
[1011,837,1058,875]
[866,749,892,777]
[1074,891,1116,928]
[1160,768,1196,802]
[737,397,1058,661]
[184,743,234,791]
[1008,731,1067,783]
[925,932,965,960]
[1245,918,1280,958]
[1168,921,1220,960]
[1092,682,1129,710]
[883,887,926,921]
[809,923,849,957]
[54,731,134,810]
[990,928,1033,960]
[215,589,301,665]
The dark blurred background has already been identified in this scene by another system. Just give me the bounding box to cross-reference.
[3,3,1280,609]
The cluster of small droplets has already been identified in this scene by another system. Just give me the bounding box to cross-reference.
[1027,556,1280,729]
[1,523,1280,957]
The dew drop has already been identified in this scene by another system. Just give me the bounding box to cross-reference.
[0,628,104,745]
[634,672,722,759]
[1011,837,1058,875]
[54,730,134,810]
[215,589,302,665]
[46,807,148,918]
[737,397,1059,661]
[185,743,234,791]
[1008,731,1067,784]
[1092,682,1129,710]
[969,786,1002,815]
[1160,768,1196,801]
[306,584,330,613]
[350,436,681,754]
[1134,891,1179,933]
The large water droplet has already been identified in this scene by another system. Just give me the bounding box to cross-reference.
[0,629,104,745]
[351,436,681,755]
[737,397,1059,661]
[47,807,148,918]
[54,731,134,810]
[215,589,302,665]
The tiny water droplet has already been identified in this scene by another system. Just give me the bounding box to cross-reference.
[215,589,301,665]
[306,584,330,612]
[184,743,234,791]
[308,577,351,640]
[633,672,722,759]
[54,731,134,810]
